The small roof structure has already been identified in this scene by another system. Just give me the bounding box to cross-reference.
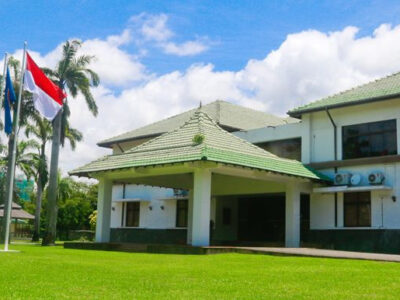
[289,72,400,117]
[98,100,299,148]
[71,110,327,182]
[0,202,34,220]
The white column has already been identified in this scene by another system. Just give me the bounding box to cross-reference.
[285,182,301,247]
[191,169,212,246]
[397,118,400,155]
[186,190,194,245]
[301,114,311,164]
[95,177,113,243]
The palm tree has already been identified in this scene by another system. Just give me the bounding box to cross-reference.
[25,114,83,241]
[57,173,74,204]
[41,40,99,245]
[0,140,38,238]
[0,140,40,181]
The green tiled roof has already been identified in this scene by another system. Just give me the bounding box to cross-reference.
[98,100,299,147]
[70,110,327,182]
[289,72,400,117]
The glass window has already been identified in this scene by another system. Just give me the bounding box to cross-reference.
[256,138,301,160]
[126,202,140,227]
[342,119,397,159]
[176,200,188,228]
[344,192,371,227]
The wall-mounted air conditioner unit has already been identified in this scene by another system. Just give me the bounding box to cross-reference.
[350,174,362,186]
[368,172,385,185]
[334,173,351,185]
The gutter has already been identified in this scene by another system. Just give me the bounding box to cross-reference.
[325,108,338,228]
[325,108,337,162]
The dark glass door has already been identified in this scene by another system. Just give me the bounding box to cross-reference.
[238,195,285,242]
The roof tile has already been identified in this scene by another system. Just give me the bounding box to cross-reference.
[99,100,299,146]
[289,72,400,116]
[71,110,327,181]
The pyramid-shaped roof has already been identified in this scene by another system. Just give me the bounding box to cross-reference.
[289,72,400,117]
[70,110,326,181]
[98,100,298,147]
[0,202,34,219]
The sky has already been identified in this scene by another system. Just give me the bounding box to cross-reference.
[2,0,400,176]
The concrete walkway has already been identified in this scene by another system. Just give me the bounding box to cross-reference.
[64,242,400,262]
[211,247,400,263]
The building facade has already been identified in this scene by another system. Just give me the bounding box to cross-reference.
[71,73,400,253]
[237,98,400,252]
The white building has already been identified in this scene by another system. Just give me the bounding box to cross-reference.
[71,73,400,253]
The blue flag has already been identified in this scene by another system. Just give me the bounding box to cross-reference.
[4,68,16,135]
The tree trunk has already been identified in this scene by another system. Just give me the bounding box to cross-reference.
[42,109,62,246]
[32,146,46,242]
[32,178,43,242]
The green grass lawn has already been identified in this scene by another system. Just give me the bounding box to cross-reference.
[1,244,400,299]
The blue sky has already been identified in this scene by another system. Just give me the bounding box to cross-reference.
[2,0,400,74]
[3,1,400,172]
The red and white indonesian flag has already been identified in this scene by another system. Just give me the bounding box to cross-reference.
[24,52,66,120]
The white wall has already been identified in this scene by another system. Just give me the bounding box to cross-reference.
[308,98,400,163]
[110,184,180,229]
[310,164,400,229]
[305,98,400,230]
[238,97,400,231]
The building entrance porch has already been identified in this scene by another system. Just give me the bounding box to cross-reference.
[212,193,310,246]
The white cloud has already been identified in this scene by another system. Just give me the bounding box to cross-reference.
[6,22,400,176]
[162,40,209,56]
[79,36,147,86]
[130,13,210,56]
[130,13,173,42]
[11,29,147,87]
[106,29,132,46]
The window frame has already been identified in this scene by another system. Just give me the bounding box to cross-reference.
[343,192,371,227]
[175,199,188,228]
[342,119,397,160]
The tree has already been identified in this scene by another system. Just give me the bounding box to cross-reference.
[0,140,39,218]
[26,114,83,241]
[89,210,97,231]
[25,116,50,241]
[0,140,40,180]
[42,40,99,245]
[40,174,97,240]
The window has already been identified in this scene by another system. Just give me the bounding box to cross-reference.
[344,192,371,227]
[256,138,301,160]
[222,207,231,225]
[176,200,188,228]
[342,120,397,159]
[125,202,140,227]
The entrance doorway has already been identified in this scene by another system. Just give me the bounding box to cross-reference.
[236,193,310,244]
[238,194,285,243]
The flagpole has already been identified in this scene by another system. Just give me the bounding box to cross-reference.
[2,42,27,251]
